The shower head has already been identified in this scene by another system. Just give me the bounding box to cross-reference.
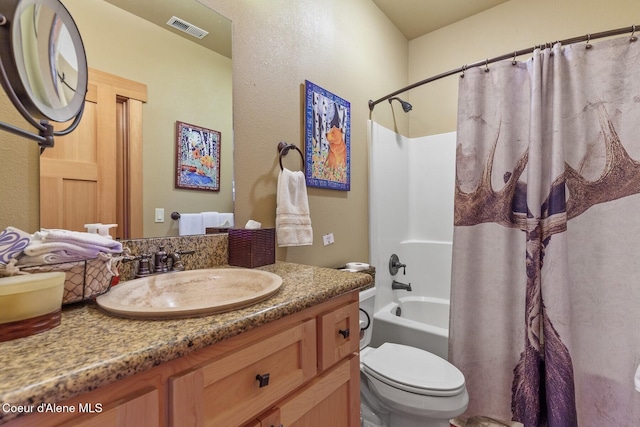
[388,97,412,113]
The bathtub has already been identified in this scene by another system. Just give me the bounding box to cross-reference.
[370,296,450,360]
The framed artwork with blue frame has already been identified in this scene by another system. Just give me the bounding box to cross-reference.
[175,121,221,191]
[304,80,350,191]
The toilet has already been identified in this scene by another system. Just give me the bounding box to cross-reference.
[359,287,469,427]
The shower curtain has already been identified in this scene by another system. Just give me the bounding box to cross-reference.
[450,36,640,427]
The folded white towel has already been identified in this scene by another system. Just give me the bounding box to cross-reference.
[23,241,103,259]
[0,227,31,265]
[635,364,640,392]
[219,212,235,228]
[40,229,122,253]
[18,251,92,266]
[179,213,205,236]
[201,212,221,228]
[276,168,313,247]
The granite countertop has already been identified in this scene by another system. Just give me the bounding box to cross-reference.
[0,262,372,424]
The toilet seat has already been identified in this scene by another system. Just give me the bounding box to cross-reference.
[362,342,465,397]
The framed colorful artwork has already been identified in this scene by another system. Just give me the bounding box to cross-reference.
[304,80,350,191]
[175,121,221,191]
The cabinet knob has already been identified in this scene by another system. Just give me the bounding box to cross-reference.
[338,328,350,339]
[256,373,270,388]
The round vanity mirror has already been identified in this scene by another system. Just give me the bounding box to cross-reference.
[0,0,87,146]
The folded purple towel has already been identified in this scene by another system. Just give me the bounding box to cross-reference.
[0,227,31,265]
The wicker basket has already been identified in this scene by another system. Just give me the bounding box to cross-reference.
[228,228,275,268]
[20,256,120,305]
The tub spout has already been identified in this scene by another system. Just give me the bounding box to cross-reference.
[391,280,412,291]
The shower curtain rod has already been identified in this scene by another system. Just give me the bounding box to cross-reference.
[368,24,639,111]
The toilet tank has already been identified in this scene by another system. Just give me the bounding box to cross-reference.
[359,287,376,350]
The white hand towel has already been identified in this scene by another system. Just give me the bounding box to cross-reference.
[42,229,122,253]
[635,364,640,392]
[201,212,221,228]
[219,213,235,228]
[23,241,102,258]
[18,251,93,266]
[276,168,313,247]
[179,213,205,236]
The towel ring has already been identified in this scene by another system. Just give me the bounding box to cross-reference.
[278,141,304,171]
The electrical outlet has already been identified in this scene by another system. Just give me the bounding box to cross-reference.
[155,208,165,223]
[323,233,334,246]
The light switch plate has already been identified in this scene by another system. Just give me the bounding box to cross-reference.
[155,208,165,223]
[323,233,334,246]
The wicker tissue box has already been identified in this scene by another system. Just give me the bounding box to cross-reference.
[228,228,275,268]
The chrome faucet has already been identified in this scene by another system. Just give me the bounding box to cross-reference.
[391,280,412,291]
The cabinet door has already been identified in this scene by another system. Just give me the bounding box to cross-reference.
[318,301,360,371]
[169,319,316,427]
[277,356,360,427]
[63,387,159,427]
[243,408,281,427]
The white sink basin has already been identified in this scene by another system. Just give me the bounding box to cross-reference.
[96,268,282,319]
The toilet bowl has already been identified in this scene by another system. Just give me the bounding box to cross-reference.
[359,288,468,427]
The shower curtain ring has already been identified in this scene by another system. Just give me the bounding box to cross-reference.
[631,25,637,42]
[512,51,517,65]
[585,34,592,49]
[484,59,490,73]
[460,64,467,78]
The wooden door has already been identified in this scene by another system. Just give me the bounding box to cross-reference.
[40,68,146,239]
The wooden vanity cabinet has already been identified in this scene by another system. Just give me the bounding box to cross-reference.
[3,291,361,427]
[168,319,318,426]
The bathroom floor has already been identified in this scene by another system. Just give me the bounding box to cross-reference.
[450,416,523,427]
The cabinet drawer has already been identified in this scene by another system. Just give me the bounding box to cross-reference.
[169,318,317,427]
[318,301,359,371]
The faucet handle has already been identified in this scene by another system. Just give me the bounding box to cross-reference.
[168,249,196,272]
[176,249,196,256]
[135,253,153,278]
[389,254,406,275]
[154,246,168,273]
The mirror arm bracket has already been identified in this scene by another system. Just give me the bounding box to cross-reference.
[0,119,54,153]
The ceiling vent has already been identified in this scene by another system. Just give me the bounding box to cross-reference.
[166,16,208,39]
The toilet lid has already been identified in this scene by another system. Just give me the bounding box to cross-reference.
[362,343,465,397]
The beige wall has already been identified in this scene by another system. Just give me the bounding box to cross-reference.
[0,99,39,233]
[408,0,640,137]
[203,0,407,267]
